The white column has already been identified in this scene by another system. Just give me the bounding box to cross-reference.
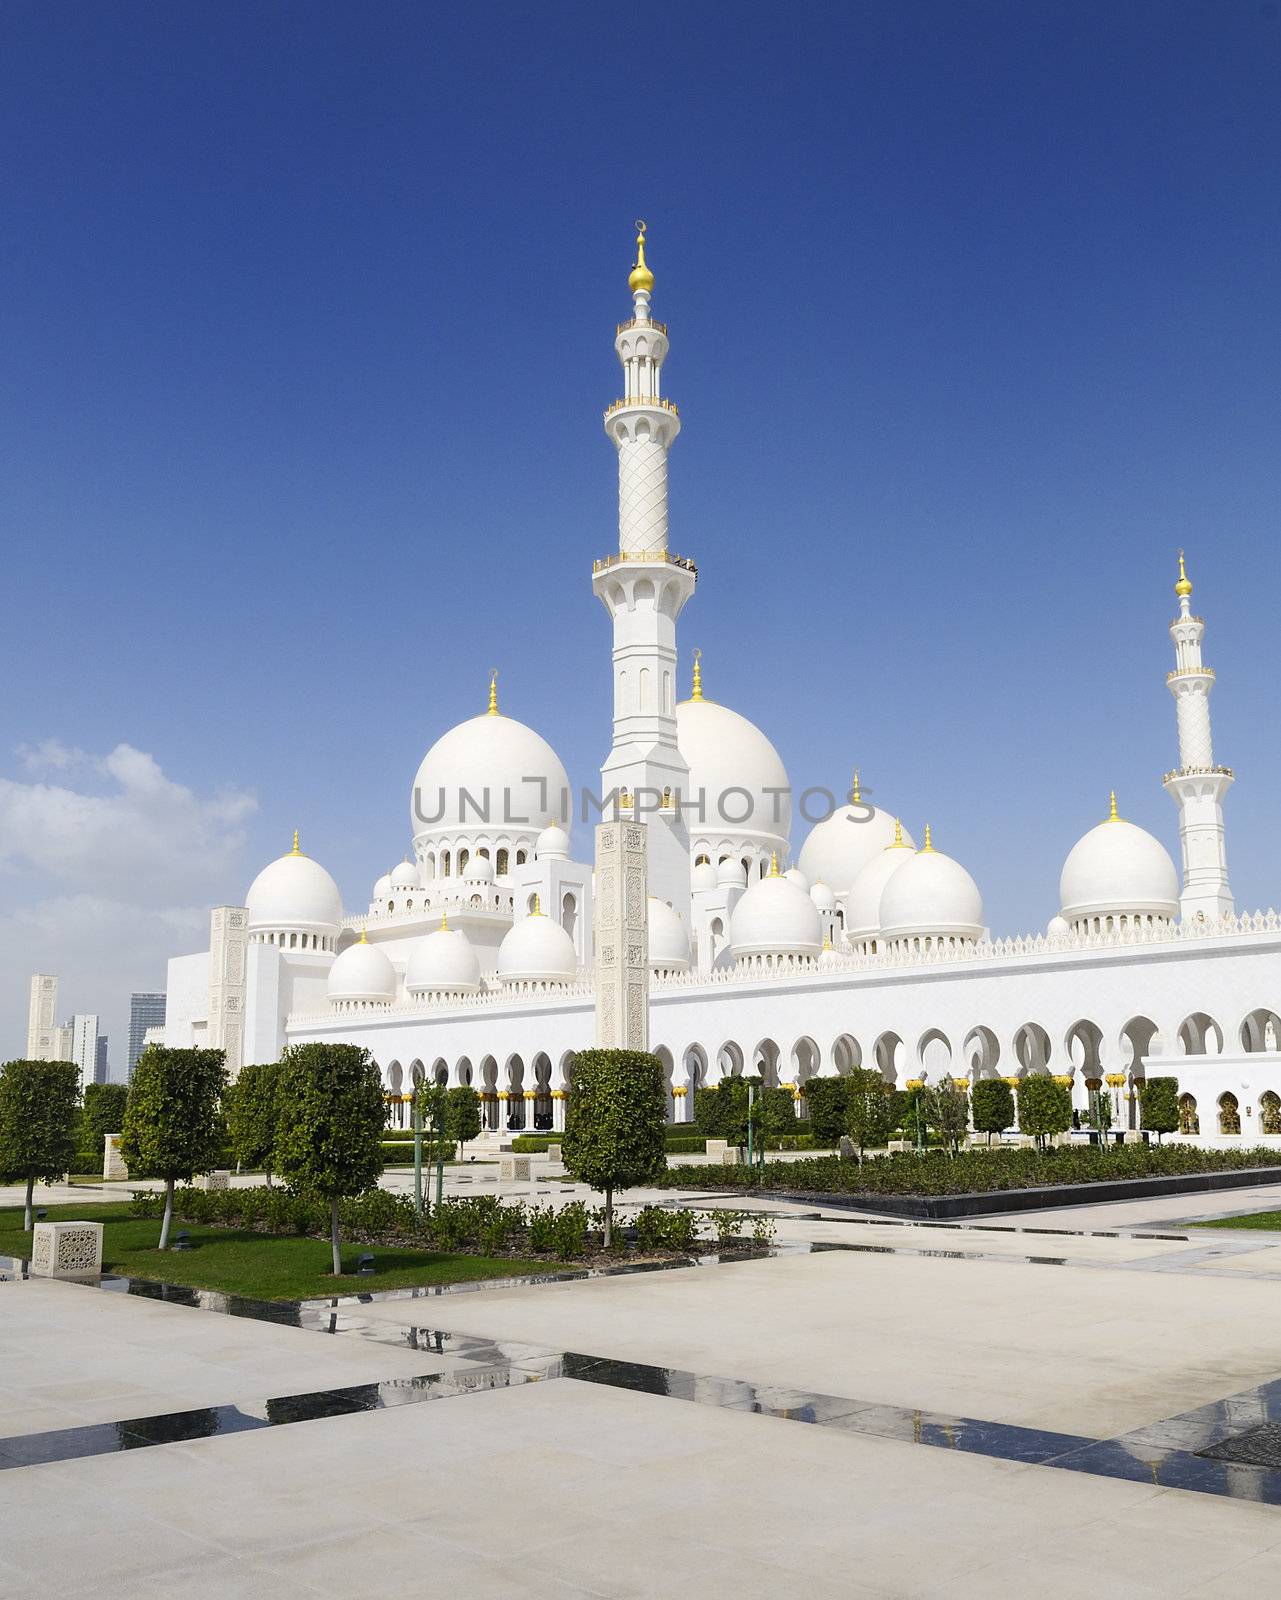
[593,819,649,1050]
[207,906,248,1077]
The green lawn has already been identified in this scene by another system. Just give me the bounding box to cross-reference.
[1191,1211,1281,1231]
[0,1203,551,1300]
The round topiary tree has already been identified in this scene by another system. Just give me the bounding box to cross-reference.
[0,1060,81,1228]
[561,1048,667,1246]
[81,1082,129,1159]
[274,1042,387,1274]
[846,1067,893,1165]
[804,1076,851,1146]
[445,1084,482,1157]
[121,1046,228,1248]
[1139,1076,1179,1143]
[1016,1074,1072,1152]
[225,1059,284,1182]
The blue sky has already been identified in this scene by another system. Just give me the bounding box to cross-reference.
[2,2,1278,1070]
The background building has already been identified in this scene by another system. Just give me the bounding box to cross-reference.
[69,1013,101,1090]
[127,992,166,1079]
[25,973,59,1058]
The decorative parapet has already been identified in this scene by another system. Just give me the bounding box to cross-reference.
[592,550,698,578]
[604,395,679,420]
[1162,764,1234,784]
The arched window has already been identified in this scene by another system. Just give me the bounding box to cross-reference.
[1178,1093,1199,1135]
[516,850,527,866]
[1218,1093,1241,1135]
[496,848,509,875]
[457,849,469,876]
[441,851,451,876]
[1261,1091,1281,1135]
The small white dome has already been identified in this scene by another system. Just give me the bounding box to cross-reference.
[390,859,419,889]
[798,793,912,898]
[373,872,393,900]
[535,822,571,860]
[327,935,396,1003]
[729,866,822,960]
[691,859,718,892]
[246,838,343,935]
[717,857,747,887]
[1046,914,1071,938]
[846,830,916,937]
[784,866,810,892]
[462,852,495,883]
[879,834,983,943]
[810,879,837,912]
[497,906,578,985]
[1059,802,1179,926]
[405,919,482,994]
[648,897,691,971]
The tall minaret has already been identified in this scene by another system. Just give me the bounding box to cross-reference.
[1163,551,1234,921]
[592,223,694,922]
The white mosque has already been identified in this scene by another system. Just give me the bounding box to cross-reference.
[163,227,1281,1146]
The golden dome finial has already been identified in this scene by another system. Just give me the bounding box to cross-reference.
[892,816,904,848]
[358,927,368,944]
[1108,789,1120,822]
[440,910,449,931]
[768,850,780,877]
[531,893,542,917]
[628,219,654,295]
[923,824,934,853]
[291,829,301,856]
[1175,549,1193,600]
[822,934,833,952]
[486,668,499,716]
[851,769,861,804]
[690,647,703,702]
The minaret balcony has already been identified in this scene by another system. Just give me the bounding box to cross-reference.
[604,395,680,420]
[1166,666,1215,683]
[616,316,668,336]
[592,550,698,579]
[1163,763,1234,782]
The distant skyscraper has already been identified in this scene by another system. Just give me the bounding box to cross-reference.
[26,974,59,1058]
[128,993,166,1079]
[69,1014,100,1090]
[94,1034,109,1085]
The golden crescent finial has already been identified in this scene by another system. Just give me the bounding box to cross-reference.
[851,769,861,804]
[768,850,780,877]
[923,824,934,853]
[291,829,300,856]
[628,219,654,294]
[1108,789,1119,822]
[440,910,449,931]
[690,647,703,702]
[359,927,367,944]
[532,893,542,916]
[892,816,904,848]
[1175,549,1193,600]
[486,669,499,716]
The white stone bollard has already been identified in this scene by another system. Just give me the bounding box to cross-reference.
[103,1134,128,1181]
[31,1221,104,1280]
[704,1139,729,1162]
[499,1155,532,1182]
[197,1170,231,1191]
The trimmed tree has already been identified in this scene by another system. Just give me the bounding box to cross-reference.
[927,1081,971,1156]
[1016,1075,1072,1152]
[971,1078,1014,1146]
[756,1085,798,1155]
[225,1060,284,1182]
[445,1084,482,1156]
[0,1060,81,1228]
[121,1047,228,1248]
[846,1068,893,1166]
[804,1076,850,1145]
[81,1082,129,1156]
[1139,1077,1179,1143]
[561,1048,667,1247]
[275,1043,386,1274]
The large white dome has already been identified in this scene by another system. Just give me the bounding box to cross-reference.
[648,896,691,972]
[878,835,983,944]
[846,826,916,938]
[497,905,578,985]
[246,837,343,936]
[327,934,396,1004]
[798,793,912,898]
[729,864,822,960]
[410,704,571,848]
[676,691,790,861]
[405,919,482,995]
[1060,800,1178,927]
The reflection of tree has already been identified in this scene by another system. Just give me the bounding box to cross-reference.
[265,1385,378,1425]
[118,1407,222,1448]
[561,1353,670,1396]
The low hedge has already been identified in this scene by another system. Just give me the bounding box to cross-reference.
[655,1142,1281,1197]
[510,1135,561,1153]
[127,1185,775,1262]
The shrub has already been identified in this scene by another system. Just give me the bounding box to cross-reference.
[664,1136,707,1154]
[804,1077,851,1144]
[562,1049,667,1246]
[1140,1077,1180,1141]
[971,1079,1014,1144]
[527,1205,558,1254]
[122,1046,228,1249]
[847,1068,894,1163]
[82,1082,129,1153]
[445,1085,483,1156]
[1017,1076,1072,1151]
[0,1060,83,1229]
[225,1061,284,1180]
[551,1200,591,1259]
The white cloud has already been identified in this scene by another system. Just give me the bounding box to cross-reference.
[0,744,257,1072]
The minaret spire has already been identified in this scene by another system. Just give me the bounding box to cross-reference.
[1163,551,1234,920]
[592,223,695,922]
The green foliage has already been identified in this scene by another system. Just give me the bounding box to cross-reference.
[656,1141,1281,1197]
[924,1082,970,1155]
[445,1084,482,1152]
[1016,1075,1072,1150]
[1140,1077,1180,1139]
[631,1204,700,1253]
[0,1061,81,1214]
[664,1135,708,1154]
[81,1082,129,1151]
[416,1081,449,1138]
[510,1135,560,1153]
[846,1068,894,1161]
[1087,1088,1114,1139]
[804,1076,851,1144]
[756,1086,799,1143]
[562,1049,667,1243]
[121,1047,227,1182]
[224,1061,284,1175]
[971,1078,1015,1141]
[275,1043,387,1202]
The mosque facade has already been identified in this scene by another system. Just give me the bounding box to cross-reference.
[162,228,1281,1146]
